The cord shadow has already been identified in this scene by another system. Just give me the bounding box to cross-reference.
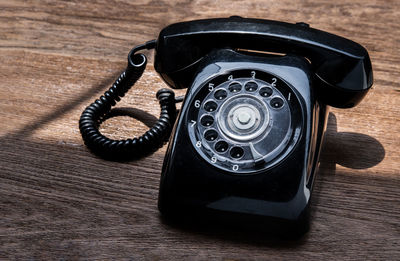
[105,107,158,128]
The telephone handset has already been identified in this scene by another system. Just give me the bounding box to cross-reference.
[80,17,373,234]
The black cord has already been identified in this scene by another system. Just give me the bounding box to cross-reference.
[79,40,179,160]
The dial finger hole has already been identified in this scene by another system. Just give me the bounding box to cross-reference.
[228,82,242,93]
[214,89,228,100]
[245,81,258,92]
[270,97,284,109]
[204,129,218,141]
[215,140,229,153]
[204,100,218,112]
[230,146,244,159]
[200,115,214,127]
[259,87,273,97]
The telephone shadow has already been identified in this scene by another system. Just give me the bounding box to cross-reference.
[106,107,159,128]
[319,112,385,171]
[309,112,386,223]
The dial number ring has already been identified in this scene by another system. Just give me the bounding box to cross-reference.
[187,69,303,174]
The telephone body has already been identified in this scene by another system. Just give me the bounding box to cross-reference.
[80,17,373,234]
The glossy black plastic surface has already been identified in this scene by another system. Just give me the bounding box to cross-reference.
[154,18,373,235]
[155,17,373,108]
[158,49,329,234]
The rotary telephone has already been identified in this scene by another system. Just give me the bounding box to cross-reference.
[80,17,373,234]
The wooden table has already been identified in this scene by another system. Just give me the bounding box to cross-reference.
[1,0,399,259]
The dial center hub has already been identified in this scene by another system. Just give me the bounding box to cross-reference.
[237,109,251,124]
[231,106,257,130]
[217,94,270,141]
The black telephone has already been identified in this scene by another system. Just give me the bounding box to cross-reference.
[80,17,373,235]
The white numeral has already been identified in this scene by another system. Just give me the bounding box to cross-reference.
[251,71,256,79]
[194,100,201,108]
[232,165,239,171]
[190,120,196,127]
[211,156,217,163]
[196,141,202,148]
[228,75,233,81]
[271,78,277,87]
[208,83,214,91]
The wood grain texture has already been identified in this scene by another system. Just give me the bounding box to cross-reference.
[0,0,399,259]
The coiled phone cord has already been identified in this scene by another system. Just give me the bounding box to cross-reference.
[79,40,180,160]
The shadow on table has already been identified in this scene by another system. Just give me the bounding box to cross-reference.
[0,72,386,248]
[319,112,385,171]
